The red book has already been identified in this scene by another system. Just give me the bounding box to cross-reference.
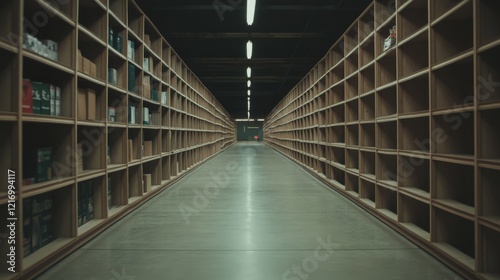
[22,79,33,113]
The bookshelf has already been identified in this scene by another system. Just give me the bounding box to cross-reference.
[0,0,235,278]
[264,1,500,278]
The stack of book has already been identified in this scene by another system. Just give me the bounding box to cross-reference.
[22,147,52,185]
[23,193,54,257]
[108,27,123,53]
[23,79,61,116]
[78,180,95,227]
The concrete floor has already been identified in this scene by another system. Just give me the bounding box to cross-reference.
[37,142,462,280]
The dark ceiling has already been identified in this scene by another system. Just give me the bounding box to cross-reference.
[135,0,372,119]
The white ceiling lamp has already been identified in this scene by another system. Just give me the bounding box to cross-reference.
[247,80,251,87]
[247,0,256,25]
[247,67,251,78]
[246,40,253,59]
[248,90,251,96]
[248,111,251,118]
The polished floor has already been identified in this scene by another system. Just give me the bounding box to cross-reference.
[38,142,462,280]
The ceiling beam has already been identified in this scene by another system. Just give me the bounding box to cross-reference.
[169,32,328,39]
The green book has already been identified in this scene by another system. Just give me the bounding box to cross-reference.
[23,197,32,257]
[40,83,51,115]
[32,81,43,114]
[40,194,54,246]
[128,63,136,92]
[49,84,56,116]
[37,148,52,183]
[109,27,114,48]
[116,32,123,53]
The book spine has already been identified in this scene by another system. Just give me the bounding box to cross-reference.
[32,81,43,114]
[116,32,122,53]
[55,86,61,116]
[40,83,51,115]
[22,79,33,113]
[49,84,56,116]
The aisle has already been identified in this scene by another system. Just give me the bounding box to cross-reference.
[38,143,461,280]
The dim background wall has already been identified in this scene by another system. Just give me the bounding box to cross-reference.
[237,121,263,141]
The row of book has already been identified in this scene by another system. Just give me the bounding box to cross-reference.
[23,193,54,257]
[109,27,123,53]
[78,180,95,227]
[23,147,53,185]
[23,34,58,61]
[22,80,61,116]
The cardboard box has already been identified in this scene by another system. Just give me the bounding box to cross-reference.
[108,68,118,85]
[87,88,96,120]
[144,141,153,156]
[78,88,87,120]
[143,174,152,192]
[144,34,151,48]
[90,60,97,78]
[82,57,91,75]
[77,50,83,72]
[143,83,151,99]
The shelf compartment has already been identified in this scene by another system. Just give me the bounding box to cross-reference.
[360,64,375,94]
[332,63,345,85]
[346,123,359,146]
[399,30,429,78]
[332,83,345,104]
[431,1,473,64]
[77,125,105,172]
[400,194,430,239]
[479,108,500,161]
[0,49,17,113]
[376,85,397,118]
[332,146,345,166]
[398,0,428,41]
[375,0,396,29]
[77,176,105,229]
[377,120,397,150]
[360,178,376,206]
[109,0,126,24]
[23,0,75,67]
[78,0,107,42]
[77,78,106,121]
[360,122,375,148]
[346,99,359,122]
[480,167,500,225]
[108,169,127,209]
[162,156,171,181]
[0,0,18,45]
[346,148,359,172]
[22,185,74,260]
[479,0,500,46]
[431,56,473,110]
[128,1,143,38]
[399,73,429,115]
[144,18,162,56]
[108,48,126,89]
[22,122,74,182]
[345,51,358,76]
[399,156,430,195]
[434,207,475,266]
[359,7,375,42]
[127,62,142,94]
[332,125,345,144]
[0,122,17,195]
[360,150,376,179]
[346,172,359,195]
[480,225,500,276]
[376,49,396,86]
[360,93,375,121]
[162,129,170,153]
[432,113,474,157]
[431,0,468,22]
[143,129,160,157]
[434,160,475,211]
[107,127,126,165]
[345,26,359,54]
[127,127,142,162]
[377,153,398,187]
[400,116,429,152]
[331,166,345,186]
[107,88,127,123]
[376,185,398,218]
[477,45,500,105]
[128,164,143,200]
[78,29,107,81]
[359,35,375,68]
[142,159,161,193]
[23,58,75,118]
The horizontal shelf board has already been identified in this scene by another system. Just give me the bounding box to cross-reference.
[398,26,429,47]
[433,242,475,271]
[360,198,376,208]
[376,14,397,32]
[478,216,500,232]
[142,155,160,163]
[36,0,76,26]
[23,51,74,74]
[430,0,472,27]
[108,84,127,94]
[77,120,106,127]
[478,160,500,170]
[376,149,398,155]
[107,164,127,172]
[330,179,346,190]
[433,199,475,217]
[128,159,141,166]
[77,219,106,236]
[398,111,430,119]
[77,169,106,181]
[431,50,474,71]
[398,150,430,158]
[0,113,18,121]
[77,72,107,86]
[346,168,360,175]
[431,106,474,116]
[375,115,398,122]
[478,102,500,111]
[108,47,126,60]
[399,187,431,201]
[401,223,430,241]
[0,40,19,53]
[109,11,126,28]
[375,80,397,91]
[346,190,359,197]
[432,154,475,165]
[78,25,106,47]
[108,205,128,218]
[478,38,500,53]
[107,123,128,128]
[360,173,376,182]
[377,209,397,221]
[23,177,75,198]
[128,196,142,205]
[23,115,75,124]
[377,180,398,190]
[23,237,74,269]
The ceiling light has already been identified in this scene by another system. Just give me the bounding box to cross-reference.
[248,90,251,96]
[248,112,250,118]
[247,40,253,59]
[247,80,251,87]
[248,97,250,100]
[247,67,251,78]
[247,0,256,25]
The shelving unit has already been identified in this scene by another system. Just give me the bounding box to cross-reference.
[0,1,235,278]
[264,1,500,278]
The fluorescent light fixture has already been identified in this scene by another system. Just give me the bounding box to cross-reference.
[248,97,250,100]
[247,0,256,25]
[236,118,255,122]
[247,67,251,78]
[247,80,251,87]
[247,112,251,118]
[247,90,251,96]
[246,40,253,59]
[257,119,265,121]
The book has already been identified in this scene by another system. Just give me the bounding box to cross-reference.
[128,105,136,124]
[22,79,33,113]
[161,91,167,105]
[108,106,116,122]
[55,86,61,116]
[40,83,50,115]
[115,32,123,53]
[108,68,118,85]
[128,63,136,92]
[107,145,111,165]
[23,197,32,257]
[127,40,135,61]
[32,81,43,114]
[49,84,56,116]
[143,107,150,125]
[109,27,114,48]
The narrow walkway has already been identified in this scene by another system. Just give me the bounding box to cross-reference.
[39,143,461,280]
